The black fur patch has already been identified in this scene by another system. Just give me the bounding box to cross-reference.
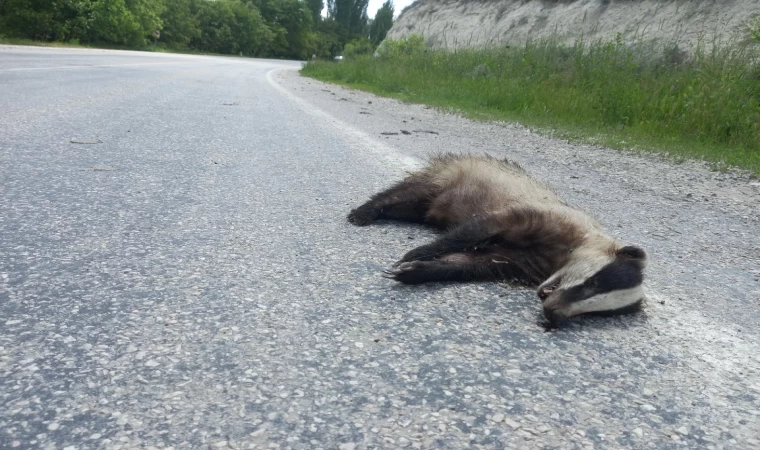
[565,260,643,303]
[616,245,647,265]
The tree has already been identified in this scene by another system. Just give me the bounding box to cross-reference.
[0,0,91,42]
[125,0,165,39]
[160,0,201,48]
[306,0,322,24]
[229,0,272,56]
[193,0,271,56]
[88,0,143,45]
[0,0,339,59]
[193,0,237,53]
[0,0,167,45]
[369,0,393,47]
[348,0,367,36]
[328,0,367,37]
[248,0,316,58]
[314,17,344,58]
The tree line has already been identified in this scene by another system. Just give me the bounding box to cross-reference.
[0,0,395,59]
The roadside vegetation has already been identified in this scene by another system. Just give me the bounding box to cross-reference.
[302,34,760,175]
[0,0,395,60]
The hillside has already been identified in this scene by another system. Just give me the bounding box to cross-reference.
[387,0,760,50]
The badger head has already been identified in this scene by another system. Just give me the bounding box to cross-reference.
[538,244,647,328]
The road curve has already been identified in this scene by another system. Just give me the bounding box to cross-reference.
[1,46,759,449]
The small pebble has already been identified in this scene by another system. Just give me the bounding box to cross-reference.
[504,418,520,430]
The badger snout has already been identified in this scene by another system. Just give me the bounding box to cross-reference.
[542,304,569,329]
[540,286,573,328]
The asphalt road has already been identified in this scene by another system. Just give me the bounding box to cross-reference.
[1,46,759,450]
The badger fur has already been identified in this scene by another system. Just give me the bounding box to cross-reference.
[348,153,647,328]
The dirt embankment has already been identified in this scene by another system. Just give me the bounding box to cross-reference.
[387,0,760,50]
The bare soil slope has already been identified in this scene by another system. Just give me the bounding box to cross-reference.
[388,0,760,50]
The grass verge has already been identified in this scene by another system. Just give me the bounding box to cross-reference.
[301,38,760,176]
[0,36,93,48]
[0,36,248,58]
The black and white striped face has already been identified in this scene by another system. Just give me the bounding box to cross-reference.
[538,246,647,328]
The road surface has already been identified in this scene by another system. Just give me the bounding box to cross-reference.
[1,46,759,449]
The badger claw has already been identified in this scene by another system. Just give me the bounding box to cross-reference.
[383,261,437,285]
[381,269,398,279]
[383,262,414,278]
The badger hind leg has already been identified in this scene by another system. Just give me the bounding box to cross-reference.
[348,175,436,226]
[384,252,528,285]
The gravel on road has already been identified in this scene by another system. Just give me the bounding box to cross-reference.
[1,46,758,449]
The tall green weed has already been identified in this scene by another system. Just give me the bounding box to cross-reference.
[303,36,760,174]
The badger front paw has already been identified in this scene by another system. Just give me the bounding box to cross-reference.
[383,261,437,284]
[347,204,379,226]
[395,246,436,266]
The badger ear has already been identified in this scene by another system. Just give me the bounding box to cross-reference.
[616,245,647,266]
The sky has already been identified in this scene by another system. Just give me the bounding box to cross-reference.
[368,0,416,19]
[322,0,417,20]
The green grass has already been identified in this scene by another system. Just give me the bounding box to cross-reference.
[0,36,92,48]
[0,36,248,58]
[301,39,760,176]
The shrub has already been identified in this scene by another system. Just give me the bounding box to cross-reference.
[342,38,374,59]
[751,17,760,42]
[375,34,425,59]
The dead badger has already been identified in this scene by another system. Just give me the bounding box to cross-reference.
[348,153,647,328]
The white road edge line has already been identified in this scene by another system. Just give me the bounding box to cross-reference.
[265,67,422,172]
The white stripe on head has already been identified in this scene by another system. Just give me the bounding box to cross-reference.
[555,252,613,290]
[566,285,645,316]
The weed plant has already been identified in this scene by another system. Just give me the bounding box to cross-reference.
[302,36,760,175]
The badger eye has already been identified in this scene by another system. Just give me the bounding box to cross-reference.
[583,279,602,296]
